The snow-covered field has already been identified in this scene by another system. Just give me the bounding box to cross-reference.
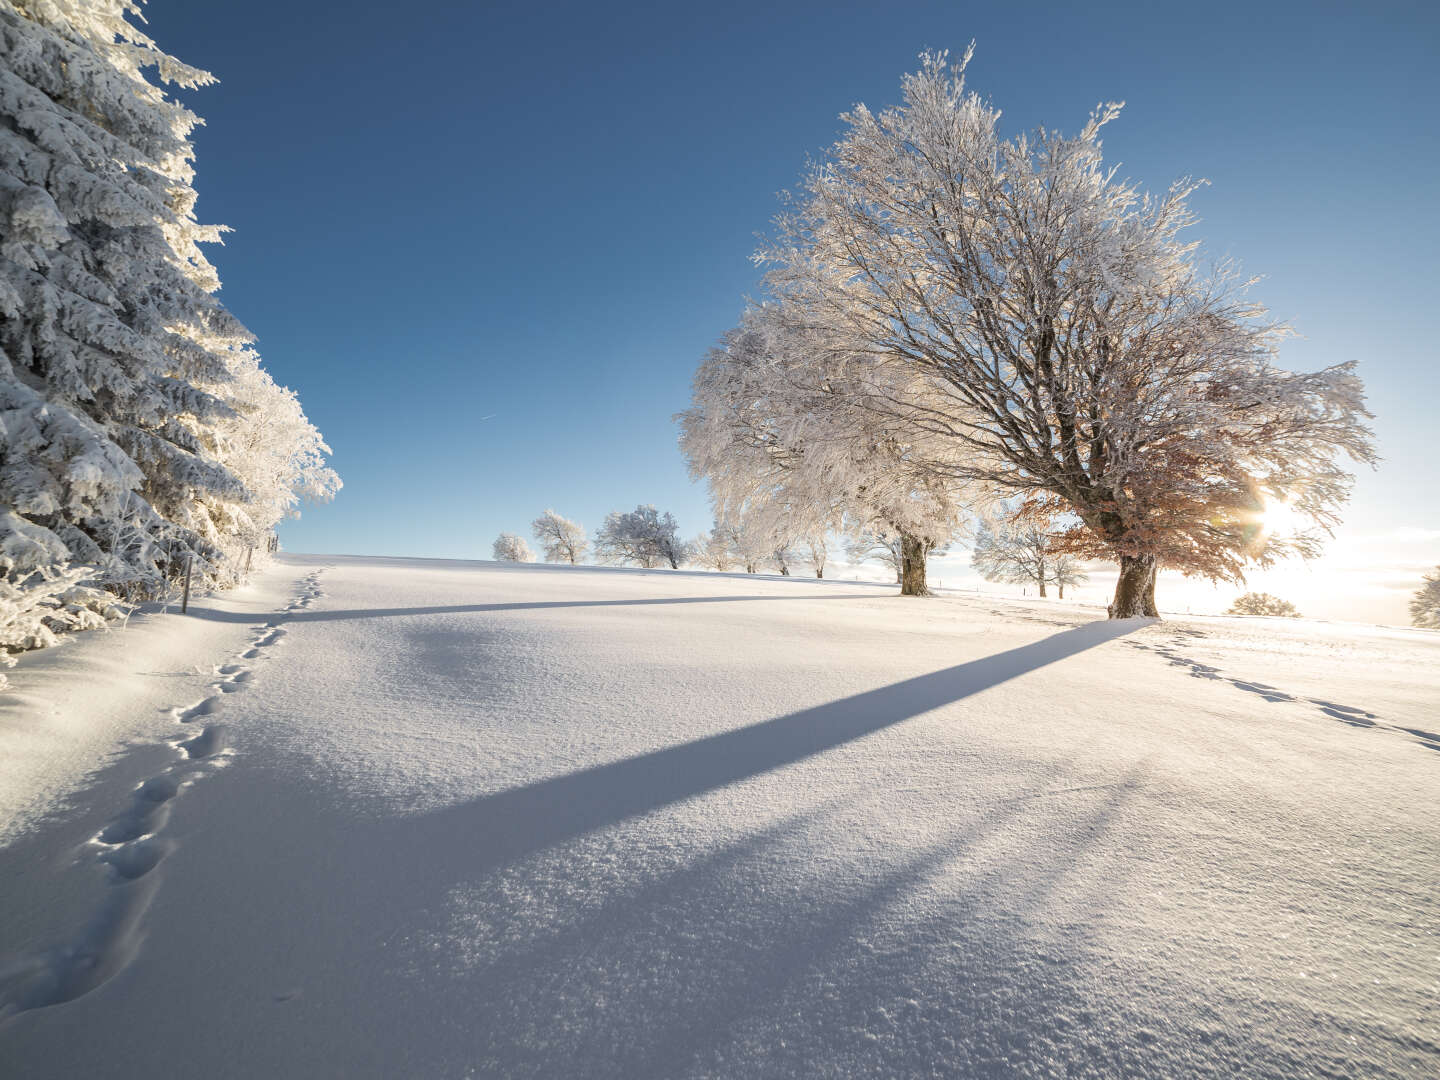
[1,554,1436,1078]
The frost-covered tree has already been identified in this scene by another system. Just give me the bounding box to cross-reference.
[760,49,1374,618]
[1226,593,1300,617]
[768,544,795,576]
[804,535,827,578]
[721,517,769,574]
[1408,568,1440,629]
[979,521,1071,596]
[691,526,733,571]
[531,509,587,564]
[680,305,974,596]
[492,533,533,562]
[593,505,687,569]
[0,0,336,651]
[1050,555,1088,600]
[846,531,903,582]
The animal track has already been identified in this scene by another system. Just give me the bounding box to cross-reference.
[1132,636,1433,754]
[0,567,326,1019]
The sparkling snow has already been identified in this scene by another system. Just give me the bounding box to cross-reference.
[0,555,1435,1077]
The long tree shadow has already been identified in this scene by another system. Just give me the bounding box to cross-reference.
[180,593,882,624]
[455,769,1147,1078]
[373,618,1147,878]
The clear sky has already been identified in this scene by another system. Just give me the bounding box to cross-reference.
[149,0,1437,623]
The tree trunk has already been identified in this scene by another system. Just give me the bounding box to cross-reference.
[899,533,931,597]
[1037,557,1047,598]
[815,569,823,578]
[1058,584,1065,600]
[1109,554,1159,618]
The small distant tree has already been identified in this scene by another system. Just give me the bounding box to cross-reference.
[691,526,733,571]
[1227,593,1300,617]
[721,517,771,574]
[972,520,1085,598]
[846,532,904,583]
[1410,567,1440,629]
[594,505,687,569]
[805,535,827,579]
[769,545,796,576]
[973,523,1053,596]
[531,510,587,564]
[1051,556,1089,600]
[492,533,533,562]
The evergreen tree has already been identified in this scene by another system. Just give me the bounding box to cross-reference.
[0,0,336,656]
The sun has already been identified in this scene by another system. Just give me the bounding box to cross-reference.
[1260,497,1301,537]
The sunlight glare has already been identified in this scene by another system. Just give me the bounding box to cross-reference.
[1260,497,1300,537]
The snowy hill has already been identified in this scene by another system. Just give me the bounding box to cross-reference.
[1,555,1436,1078]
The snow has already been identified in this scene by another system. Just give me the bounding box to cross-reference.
[1,554,1436,1077]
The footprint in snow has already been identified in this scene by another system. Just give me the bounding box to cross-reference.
[174,696,220,723]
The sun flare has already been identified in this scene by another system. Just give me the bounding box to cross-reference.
[1260,497,1301,536]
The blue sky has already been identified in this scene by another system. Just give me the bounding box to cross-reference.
[151,0,1437,621]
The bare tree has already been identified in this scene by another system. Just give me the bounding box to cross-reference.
[593,505,687,569]
[760,50,1374,617]
[531,509,587,564]
[492,533,533,562]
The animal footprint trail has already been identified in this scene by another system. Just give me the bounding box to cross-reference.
[1132,636,1434,754]
[0,568,326,1021]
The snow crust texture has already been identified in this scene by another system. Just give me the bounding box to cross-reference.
[0,556,1436,1078]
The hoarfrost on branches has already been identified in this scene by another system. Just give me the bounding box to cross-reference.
[531,509,587,564]
[757,48,1375,617]
[846,531,903,583]
[593,505,687,569]
[492,533,533,563]
[0,0,337,656]
[679,305,976,596]
[972,518,1087,599]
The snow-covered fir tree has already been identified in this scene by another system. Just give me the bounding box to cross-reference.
[0,0,336,658]
[531,509,587,564]
[758,49,1374,617]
